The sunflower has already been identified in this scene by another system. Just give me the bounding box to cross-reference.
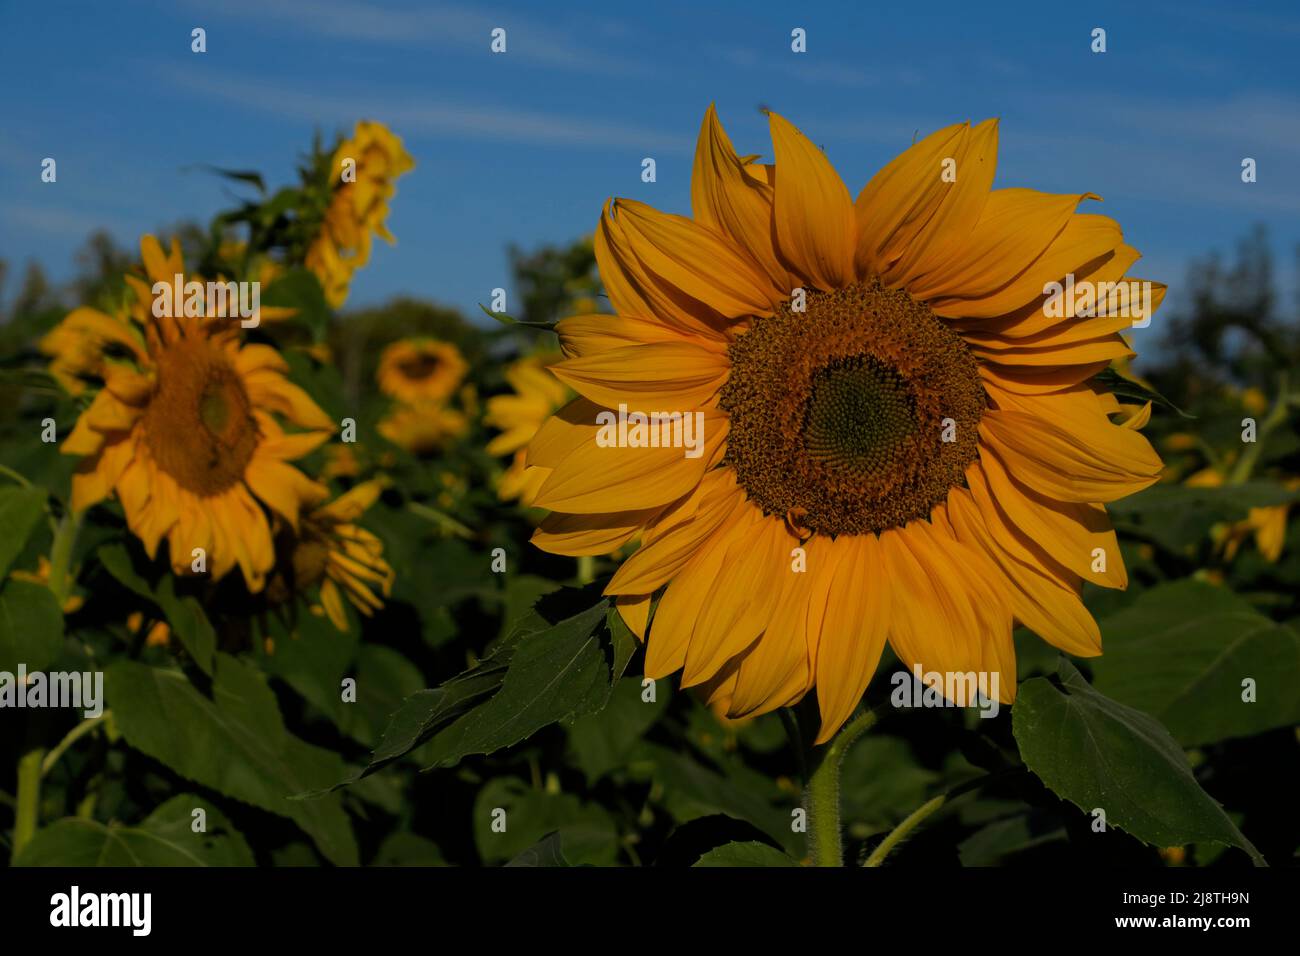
[58,235,336,592]
[527,107,1165,743]
[272,481,394,631]
[484,352,572,503]
[377,401,469,455]
[377,338,468,404]
[305,120,414,308]
[1186,467,1297,563]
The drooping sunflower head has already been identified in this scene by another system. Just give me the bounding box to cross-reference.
[527,106,1166,743]
[377,338,468,404]
[305,120,414,308]
[269,480,394,631]
[59,235,336,592]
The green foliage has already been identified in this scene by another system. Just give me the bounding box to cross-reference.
[1014,660,1263,865]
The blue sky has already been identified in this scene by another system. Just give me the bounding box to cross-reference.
[3,0,1299,352]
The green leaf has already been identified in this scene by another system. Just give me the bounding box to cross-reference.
[477,302,557,330]
[106,654,358,865]
[0,578,65,673]
[473,778,617,865]
[153,575,216,675]
[372,832,447,866]
[567,676,667,782]
[197,165,266,194]
[263,268,332,340]
[14,795,254,866]
[839,736,940,835]
[693,841,799,867]
[1012,660,1264,864]
[0,484,47,579]
[633,742,797,852]
[418,597,621,769]
[1092,367,1192,418]
[0,368,63,397]
[1090,580,1300,746]
[957,812,1067,866]
[98,543,215,674]
[1107,482,1300,554]
[504,832,570,867]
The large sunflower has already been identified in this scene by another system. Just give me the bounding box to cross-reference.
[60,236,335,592]
[527,107,1165,743]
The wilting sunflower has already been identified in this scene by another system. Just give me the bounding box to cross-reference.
[58,235,335,592]
[305,120,414,308]
[484,352,572,503]
[528,107,1165,742]
[377,338,468,404]
[270,480,394,631]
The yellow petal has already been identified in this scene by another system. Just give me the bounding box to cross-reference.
[692,104,795,291]
[549,341,728,410]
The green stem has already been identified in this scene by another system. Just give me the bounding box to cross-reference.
[46,509,83,607]
[13,730,46,860]
[1227,372,1289,485]
[0,464,32,488]
[407,501,474,539]
[863,771,1018,867]
[805,707,879,867]
[576,554,596,586]
[41,712,109,778]
[863,794,947,867]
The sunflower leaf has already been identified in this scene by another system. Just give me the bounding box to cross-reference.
[105,655,359,865]
[693,841,800,867]
[1012,659,1264,865]
[0,484,48,580]
[13,795,255,867]
[477,303,557,331]
[1092,367,1193,418]
[1089,579,1300,746]
[0,578,65,673]
[1106,481,1300,554]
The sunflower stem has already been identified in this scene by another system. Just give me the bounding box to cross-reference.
[13,719,47,861]
[46,508,82,608]
[863,770,1019,867]
[576,554,596,586]
[41,711,109,779]
[804,706,879,867]
[863,794,947,867]
[1227,372,1289,485]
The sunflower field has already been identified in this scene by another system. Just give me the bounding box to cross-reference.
[1,111,1298,878]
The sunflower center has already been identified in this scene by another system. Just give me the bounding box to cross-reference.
[719,280,984,536]
[398,354,441,381]
[142,337,260,496]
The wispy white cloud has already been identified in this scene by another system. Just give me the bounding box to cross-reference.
[178,0,642,76]
[166,71,691,152]
[3,202,118,239]
[710,44,923,89]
